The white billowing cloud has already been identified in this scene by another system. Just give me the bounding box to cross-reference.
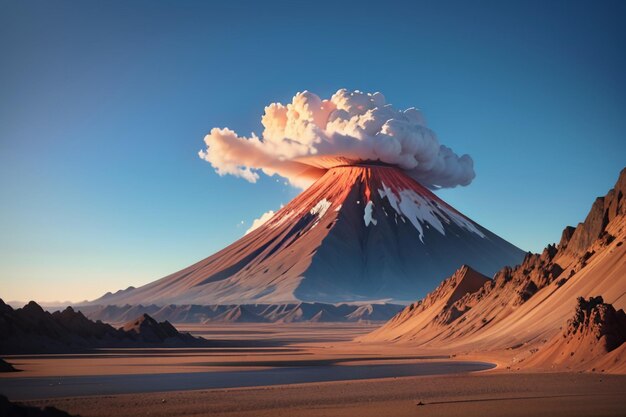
[245,210,276,235]
[199,89,475,189]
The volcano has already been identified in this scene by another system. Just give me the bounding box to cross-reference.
[94,164,525,305]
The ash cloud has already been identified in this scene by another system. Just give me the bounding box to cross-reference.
[199,89,475,189]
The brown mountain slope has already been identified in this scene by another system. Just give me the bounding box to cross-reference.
[362,265,489,342]
[361,168,626,372]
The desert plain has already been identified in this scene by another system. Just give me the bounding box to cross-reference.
[2,322,625,417]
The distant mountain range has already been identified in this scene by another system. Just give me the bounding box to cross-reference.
[74,302,405,324]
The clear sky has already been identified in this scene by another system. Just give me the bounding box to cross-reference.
[1,0,625,303]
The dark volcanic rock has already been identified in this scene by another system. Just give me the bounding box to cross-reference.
[0,358,17,372]
[0,395,77,417]
[122,314,179,340]
[0,300,209,354]
[120,314,201,345]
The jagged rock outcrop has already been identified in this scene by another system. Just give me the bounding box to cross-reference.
[567,296,626,352]
[362,167,626,372]
[121,314,200,344]
[562,167,626,259]
[558,226,577,251]
[0,300,210,354]
[522,296,626,371]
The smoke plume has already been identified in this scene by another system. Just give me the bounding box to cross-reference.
[199,89,475,189]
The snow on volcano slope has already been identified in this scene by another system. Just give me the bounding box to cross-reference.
[92,165,525,305]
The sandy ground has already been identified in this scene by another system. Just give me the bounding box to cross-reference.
[21,373,626,417]
[2,323,626,416]
[1,324,386,377]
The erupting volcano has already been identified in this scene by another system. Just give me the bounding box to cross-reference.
[95,163,524,305]
[93,89,526,306]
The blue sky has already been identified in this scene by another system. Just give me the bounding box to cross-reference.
[1,0,625,302]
